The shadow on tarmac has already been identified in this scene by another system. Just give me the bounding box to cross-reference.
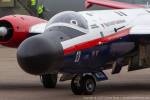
[0,82,150,93]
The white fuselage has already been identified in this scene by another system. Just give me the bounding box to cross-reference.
[31,8,150,54]
[60,8,150,52]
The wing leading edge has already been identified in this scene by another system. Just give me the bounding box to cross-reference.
[130,25,150,35]
[85,0,144,9]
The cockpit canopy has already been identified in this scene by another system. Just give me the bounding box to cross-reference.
[45,11,89,39]
[47,11,88,29]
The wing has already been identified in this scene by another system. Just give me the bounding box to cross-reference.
[129,25,150,43]
[85,0,144,9]
[130,25,150,35]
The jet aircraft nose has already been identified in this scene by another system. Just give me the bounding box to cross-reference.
[17,34,64,75]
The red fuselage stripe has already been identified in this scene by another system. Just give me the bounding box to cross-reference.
[64,28,130,55]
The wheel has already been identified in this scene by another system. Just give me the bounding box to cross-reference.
[40,74,57,88]
[71,75,84,95]
[71,75,96,95]
[82,75,96,95]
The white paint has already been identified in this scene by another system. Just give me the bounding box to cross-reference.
[59,9,150,49]
[29,23,47,34]
[31,9,150,50]
[130,25,150,35]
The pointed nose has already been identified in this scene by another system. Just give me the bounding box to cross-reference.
[17,35,63,75]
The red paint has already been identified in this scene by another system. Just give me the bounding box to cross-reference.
[0,15,47,48]
[85,0,144,9]
[64,28,130,55]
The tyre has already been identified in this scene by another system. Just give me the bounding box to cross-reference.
[40,74,57,88]
[71,75,96,95]
[71,75,84,95]
[82,75,96,95]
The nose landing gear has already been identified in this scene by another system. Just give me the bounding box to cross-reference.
[40,73,58,88]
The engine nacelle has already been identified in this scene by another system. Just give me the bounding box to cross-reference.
[0,15,47,48]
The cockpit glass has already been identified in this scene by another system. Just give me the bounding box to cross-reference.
[48,11,88,29]
[49,26,85,39]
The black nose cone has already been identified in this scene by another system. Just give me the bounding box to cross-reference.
[17,35,63,75]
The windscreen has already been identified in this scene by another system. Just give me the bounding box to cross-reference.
[47,11,88,29]
[46,11,89,38]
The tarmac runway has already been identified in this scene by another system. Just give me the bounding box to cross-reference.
[0,47,150,100]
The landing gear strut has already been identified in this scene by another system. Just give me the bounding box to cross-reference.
[40,73,58,88]
[71,74,96,95]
